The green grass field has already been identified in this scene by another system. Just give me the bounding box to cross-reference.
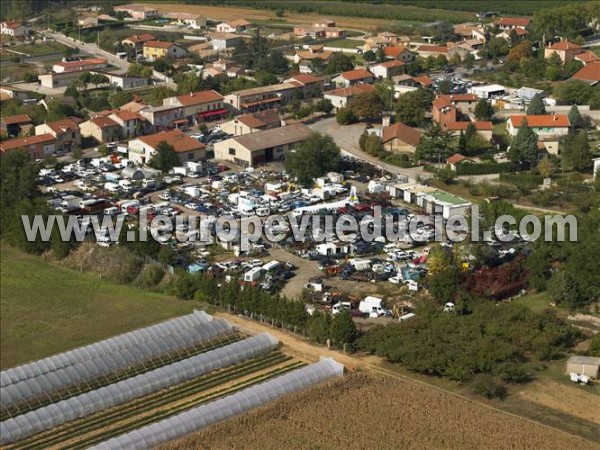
[0,245,203,369]
[11,41,72,56]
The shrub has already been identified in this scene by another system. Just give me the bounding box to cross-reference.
[135,264,164,289]
[456,162,518,175]
[472,375,507,399]
[336,107,356,125]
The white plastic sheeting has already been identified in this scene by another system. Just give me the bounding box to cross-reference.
[1,310,210,388]
[0,333,279,445]
[1,311,234,410]
[92,358,344,450]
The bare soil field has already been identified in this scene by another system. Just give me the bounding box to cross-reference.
[160,372,598,450]
[144,3,405,30]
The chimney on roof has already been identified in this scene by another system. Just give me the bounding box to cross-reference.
[553,115,557,121]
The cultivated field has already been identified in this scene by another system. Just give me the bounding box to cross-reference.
[143,3,461,30]
[161,372,599,450]
[0,245,202,369]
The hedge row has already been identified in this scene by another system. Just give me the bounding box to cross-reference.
[456,162,518,175]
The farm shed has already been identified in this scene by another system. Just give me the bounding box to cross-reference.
[566,356,600,379]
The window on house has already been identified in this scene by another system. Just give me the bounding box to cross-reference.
[188,153,194,160]
[229,148,236,155]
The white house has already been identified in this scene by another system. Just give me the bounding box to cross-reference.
[507,114,570,138]
[1,21,29,37]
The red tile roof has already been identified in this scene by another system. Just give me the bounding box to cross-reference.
[447,153,467,164]
[110,110,141,121]
[494,17,530,28]
[381,122,421,146]
[122,33,155,44]
[571,61,600,82]
[175,90,223,106]
[509,115,570,128]
[54,58,107,69]
[412,75,433,86]
[445,121,492,131]
[1,114,32,125]
[340,69,373,81]
[144,40,177,49]
[3,21,25,30]
[323,84,376,97]
[574,52,600,64]
[287,74,326,84]
[44,118,79,134]
[546,41,581,51]
[237,109,280,129]
[0,134,55,152]
[375,60,406,69]
[384,46,408,58]
[90,116,119,129]
[137,130,205,153]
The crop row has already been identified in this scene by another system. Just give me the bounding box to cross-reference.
[75,360,305,450]
[10,351,295,450]
[1,332,241,421]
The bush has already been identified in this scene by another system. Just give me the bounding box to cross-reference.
[336,107,356,125]
[135,264,164,289]
[472,375,507,399]
[456,162,518,175]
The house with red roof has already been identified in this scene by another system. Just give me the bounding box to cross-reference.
[446,153,474,171]
[1,21,29,38]
[493,17,530,30]
[121,33,156,52]
[79,116,122,143]
[332,69,374,87]
[507,114,570,138]
[0,134,56,158]
[108,110,145,138]
[323,84,376,110]
[128,129,206,165]
[1,114,33,137]
[381,121,421,153]
[383,46,417,63]
[415,45,448,58]
[571,61,600,84]
[574,51,599,66]
[221,109,281,136]
[35,118,81,152]
[52,58,108,73]
[544,41,582,64]
[162,90,226,125]
[371,60,405,79]
[216,19,251,33]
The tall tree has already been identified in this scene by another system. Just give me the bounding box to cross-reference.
[349,91,384,119]
[473,99,494,121]
[561,131,591,172]
[325,53,354,74]
[330,310,358,349]
[526,94,547,115]
[567,105,582,128]
[148,141,180,173]
[508,119,538,166]
[284,133,341,185]
[395,88,433,127]
[415,123,453,162]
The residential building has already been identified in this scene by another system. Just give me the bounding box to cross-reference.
[313,19,336,28]
[493,17,530,30]
[544,41,581,64]
[381,122,421,153]
[496,27,528,42]
[224,83,300,112]
[113,4,159,20]
[392,74,433,95]
[139,104,184,131]
[446,153,474,171]
[208,32,244,51]
[371,60,405,79]
[0,85,31,101]
[384,46,417,63]
[1,114,33,137]
[220,109,281,136]
[507,114,570,138]
[444,121,493,139]
[1,21,29,37]
[121,33,156,53]
[293,47,334,65]
[284,74,327,97]
[216,19,251,33]
[94,71,149,90]
[34,118,81,152]
[332,69,374,87]
[108,110,144,138]
[214,123,313,167]
[164,12,206,29]
[436,94,479,113]
[294,18,343,38]
[571,61,600,84]
[120,100,148,113]
[128,129,206,165]
[323,84,376,110]
[415,44,448,58]
[364,32,410,51]
[0,134,56,158]
[432,97,492,139]
[52,58,108,73]
[574,51,600,66]
[38,71,81,88]
[79,116,121,143]
[162,90,226,125]
[143,41,187,61]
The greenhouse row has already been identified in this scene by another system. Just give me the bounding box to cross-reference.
[1,312,235,410]
[91,358,344,450]
[1,310,211,388]
[0,333,279,445]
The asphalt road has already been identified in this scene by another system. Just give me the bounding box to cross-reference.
[46,31,131,72]
[309,117,429,182]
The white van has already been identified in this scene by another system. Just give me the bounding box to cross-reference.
[103,207,119,217]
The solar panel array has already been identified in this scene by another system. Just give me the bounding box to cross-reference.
[0,333,279,445]
[1,311,234,411]
[91,358,344,450]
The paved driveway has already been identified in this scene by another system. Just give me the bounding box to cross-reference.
[309,117,429,182]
